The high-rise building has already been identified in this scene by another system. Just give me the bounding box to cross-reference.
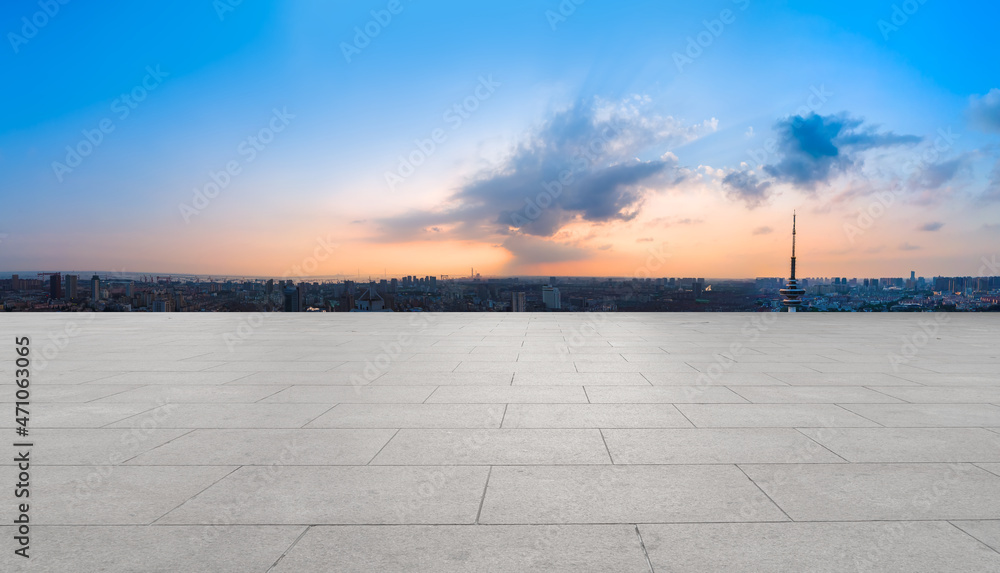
[11,274,19,291]
[542,285,561,310]
[512,291,526,312]
[90,275,101,300]
[779,212,805,312]
[65,274,78,299]
[283,285,301,312]
[49,273,62,300]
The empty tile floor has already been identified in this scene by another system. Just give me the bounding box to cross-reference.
[3,313,1000,572]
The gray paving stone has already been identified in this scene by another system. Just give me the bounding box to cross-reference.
[425,386,588,403]
[765,372,918,385]
[104,403,333,429]
[96,384,289,403]
[641,521,1000,573]
[952,520,1000,554]
[370,372,513,385]
[224,371,367,385]
[0,428,190,466]
[502,404,693,428]
[271,525,649,573]
[871,386,1000,403]
[1,403,159,429]
[160,466,490,524]
[642,372,786,385]
[371,429,611,465]
[479,465,787,523]
[741,463,1000,520]
[840,404,1000,427]
[94,371,257,385]
[584,386,747,403]
[602,429,845,464]
[260,385,435,403]
[1,525,304,573]
[126,429,397,465]
[306,403,505,428]
[674,404,880,428]
[29,384,143,402]
[30,465,235,524]
[799,427,1000,462]
[885,373,1000,386]
[512,372,650,385]
[729,386,904,403]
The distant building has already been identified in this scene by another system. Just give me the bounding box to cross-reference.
[64,274,78,299]
[355,287,391,311]
[512,291,526,312]
[90,275,101,300]
[542,285,561,310]
[283,285,301,312]
[49,273,61,300]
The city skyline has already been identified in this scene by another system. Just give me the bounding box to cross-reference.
[2,2,999,278]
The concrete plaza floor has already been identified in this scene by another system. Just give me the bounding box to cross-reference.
[3,312,1000,572]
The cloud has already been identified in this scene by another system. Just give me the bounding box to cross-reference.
[968,89,1000,133]
[763,113,921,188]
[636,237,654,242]
[500,235,591,270]
[752,226,773,235]
[745,126,755,138]
[899,242,921,251]
[376,96,717,266]
[597,244,613,250]
[981,158,1000,203]
[919,222,944,232]
[722,170,773,208]
[350,219,367,224]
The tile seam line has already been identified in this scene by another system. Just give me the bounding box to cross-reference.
[266,525,312,573]
[148,464,243,525]
[475,466,494,525]
[792,427,851,463]
[946,521,1000,557]
[735,463,794,522]
[634,524,656,573]
[120,428,198,464]
[365,428,401,465]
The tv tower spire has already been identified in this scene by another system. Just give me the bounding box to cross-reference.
[779,211,805,312]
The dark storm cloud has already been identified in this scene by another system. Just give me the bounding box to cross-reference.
[969,89,1000,133]
[763,113,921,188]
[721,170,772,208]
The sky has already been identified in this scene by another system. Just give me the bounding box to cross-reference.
[1,0,999,280]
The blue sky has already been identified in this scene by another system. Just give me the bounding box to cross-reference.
[1,0,998,278]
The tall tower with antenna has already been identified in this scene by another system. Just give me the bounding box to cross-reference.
[779,211,806,312]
